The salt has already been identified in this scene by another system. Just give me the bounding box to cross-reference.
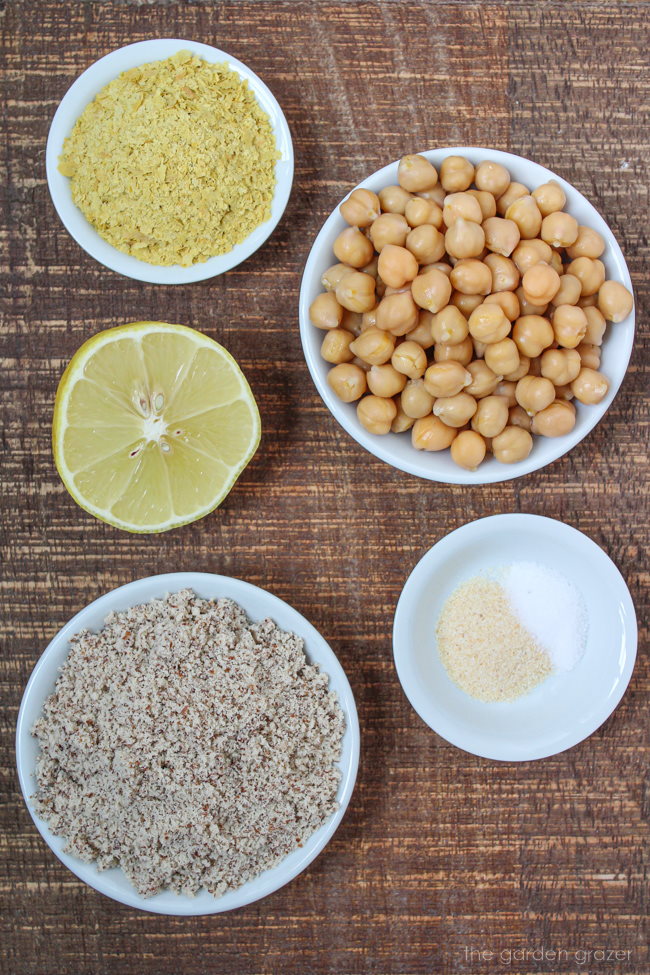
[501,561,588,671]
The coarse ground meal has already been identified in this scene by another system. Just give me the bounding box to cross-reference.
[58,51,278,266]
[436,576,552,702]
[32,589,344,898]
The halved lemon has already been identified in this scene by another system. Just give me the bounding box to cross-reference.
[53,322,261,533]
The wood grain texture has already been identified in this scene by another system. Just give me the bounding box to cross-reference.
[1,1,648,973]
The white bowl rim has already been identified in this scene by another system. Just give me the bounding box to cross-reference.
[46,38,294,284]
[16,572,360,915]
[392,513,638,761]
[299,146,635,485]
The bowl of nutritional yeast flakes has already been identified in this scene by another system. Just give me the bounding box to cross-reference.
[393,515,637,761]
[46,39,294,284]
[16,573,359,915]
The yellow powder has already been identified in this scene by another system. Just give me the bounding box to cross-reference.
[436,576,552,702]
[58,51,278,266]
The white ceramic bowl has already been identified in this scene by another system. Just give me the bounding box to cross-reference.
[299,147,635,484]
[16,573,359,915]
[47,39,294,283]
[393,514,637,761]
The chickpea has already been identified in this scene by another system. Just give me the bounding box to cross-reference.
[482,216,521,257]
[496,181,529,216]
[332,226,375,268]
[443,192,483,225]
[378,184,413,214]
[484,253,519,292]
[433,392,477,428]
[450,259,492,295]
[369,212,409,251]
[405,311,436,350]
[471,394,509,438]
[418,183,446,206]
[566,256,606,296]
[376,291,419,335]
[540,211,579,248]
[532,180,566,216]
[424,261,453,277]
[445,218,485,260]
[515,286,547,317]
[321,328,355,364]
[484,337,520,376]
[310,291,344,329]
[492,425,533,463]
[551,304,588,348]
[505,195,543,239]
[431,305,469,344]
[475,160,511,196]
[349,327,395,365]
[362,255,379,279]
[484,290,521,321]
[357,395,397,434]
[404,196,443,229]
[566,225,606,260]
[339,187,381,227]
[412,415,457,450]
[361,307,379,331]
[434,335,474,366]
[494,380,517,407]
[327,363,367,402]
[598,280,634,323]
[367,363,408,397]
[531,399,576,437]
[512,239,553,273]
[439,155,475,192]
[411,268,452,312]
[341,309,364,335]
[553,383,574,401]
[508,404,532,431]
[391,340,427,379]
[576,341,601,370]
[468,303,511,344]
[450,430,487,470]
[528,356,543,377]
[335,270,377,313]
[504,354,530,381]
[512,315,554,357]
[522,263,561,305]
[515,375,556,414]
[467,189,497,220]
[583,306,607,345]
[377,244,419,289]
[321,262,351,292]
[549,250,564,275]
[406,224,446,264]
[424,360,472,398]
[577,293,598,308]
[391,399,416,433]
[473,338,488,359]
[401,379,435,418]
[398,154,439,192]
[553,273,582,307]
[571,367,609,405]
[451,291,484,316]
[540,347,581,386]
[465,359,502,398]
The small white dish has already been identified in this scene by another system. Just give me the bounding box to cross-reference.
[46,39,294,283]
[393,514,637,761]
[299,147,635,484]
[16,573,359,915]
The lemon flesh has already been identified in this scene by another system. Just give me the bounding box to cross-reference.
[53,322,261,533]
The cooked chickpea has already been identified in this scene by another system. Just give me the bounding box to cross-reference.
[406,224,446,264]
[549,250,564,275]
[540,347,581,386]
[531,399,576,437]
[391,399,416,433]
[433,392,477,427]
[528,356,543,377]
[540,211,579,248]
[412,415,457,450]
[362,255,379,279]
[405,312,436,349]
[431,305,469,344]
[482,216,521,257]
[577,293,598,308]
[492,425,533,463]
[566,225,605,260]
[496,181,529,216]
[310,291,344,329]
[473,339,488,359]
[445,218,485,260]
[321,262,351,292]
[484,337,520,376]
[376,292,419,335]
[433,335,474,366]
[484,290,520,321]
[398,154,439,192]
[467,189,497,219]
[341,309,364,335]
[357,395,397,434]
[551,305,588,348]
[391,340,427,379]
[367,363,408,397]
[468,303,511,344]
[465,359,502,397]
[512,315,554,357]
[471,394,509,438]
[369,212,409,251]
[583,306,607,345]
[522,263,561,305]
[566,256,606,296]
[515,375,556,414]
[598,280,634,323]
[450,430,487,470]
[494,380,517,407]
[404,196,443,229]
[411,268,452,312]
[503,354,530,382]
[332,226,375,268]
[327,363,367,402]
[512,238,553,273]
[378,184,413,214]
[505,195,543,239]
[532,180,566,216]
[401,379,435,418]
[418,183,446,206]
[426,261,453,277]
[553,383,574,401]
[335,270,377,313]
[553,273,582,307]
[321,328,354,364]
[443,192,483,225]
[484,253,519,292]
[475,160,511,196]
[439,155,475,192]
[576,341,601,370]
[377,244,419,289]
[361,307,378,330]
[515,286,547,317]
[508,404,532,431]
[451,291,484,316]
[424,360,472,398]
[571,367,609,404]
[339,188,381,227]
[450,259,492,295]
[349,326,395,365]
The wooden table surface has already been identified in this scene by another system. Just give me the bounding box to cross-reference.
[1,2,648,973]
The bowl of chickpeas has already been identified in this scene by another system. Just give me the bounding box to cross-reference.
[299,148,635,483]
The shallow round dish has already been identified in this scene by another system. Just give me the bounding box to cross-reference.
[299,147,635,484]
[16,573,359,915]
[47,39,294,284]
[393,514,637,761]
